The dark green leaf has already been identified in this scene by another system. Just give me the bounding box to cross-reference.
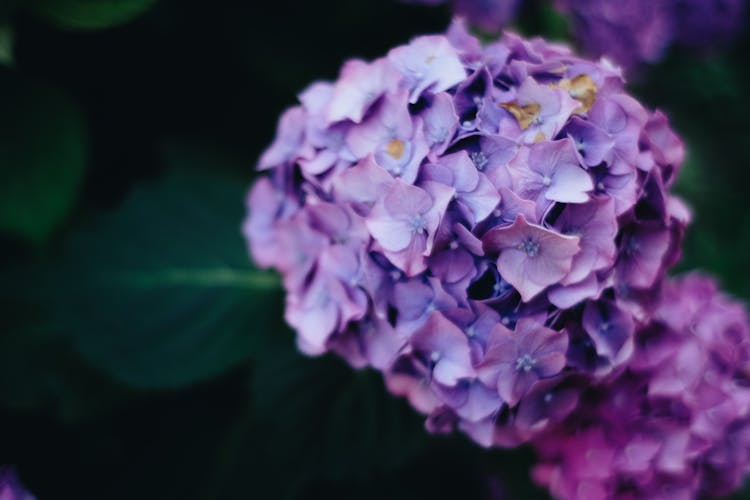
[210,335,547,500]
[0,70,88,243]
[250,343,428,485]
[0,263,133,421]
[516,2,570,42]
[54,169,283,389]
[0,24,12,65]
[25,0,157,30]
[535,3,570,41]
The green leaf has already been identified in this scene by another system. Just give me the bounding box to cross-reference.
[0,323,134,421]
[0,70,88,243]
[0,262,134,421]
[535,3,570,41]
[249,343,428,485]
[0,24,13,66]
[209,336,547,499]
[53,169,283,389]
[516,2,569,42]
[25,0,158,30]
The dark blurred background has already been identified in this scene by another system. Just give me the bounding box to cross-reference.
[1,1,749,498]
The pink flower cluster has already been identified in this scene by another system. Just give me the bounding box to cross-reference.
[244,23,750,498]
[533,274,750,499]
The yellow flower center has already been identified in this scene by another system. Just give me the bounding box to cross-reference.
[385,138,406,160]
[500,102,541,130]
[559,74,598,113]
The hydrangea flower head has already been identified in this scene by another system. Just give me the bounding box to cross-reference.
[556,0,745,69]
[532,274,750,499]
[244,23,691,452]
[555,0,674,69]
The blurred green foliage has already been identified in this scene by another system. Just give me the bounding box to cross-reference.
[50,168,282,389]
[0,0,749,499]
[0,25,12,65]
[25,0,157,31]
[0,70,87,243]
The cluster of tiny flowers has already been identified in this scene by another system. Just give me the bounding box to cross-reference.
[531,274,750,500]
[244,22,689,449]
[405,0,744,69]
[0,467,35,500]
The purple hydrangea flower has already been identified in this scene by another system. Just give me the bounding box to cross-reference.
[582,299,635,363]
[553,197,618,286]
[507,138,594,207]
[365,179,454,276]
[556,0,674,70]
[672,0,745,47]
[532,274,750,500]
[406,1,745,71]
[420,150,501,224]
[243,24,716,488]
[498,78,580,145]
[327,58,401,124]
[557,0,746,70]
[410,311,476,386]
[347,90,429,184]
[0,467,34,500]
[482,214,581,302]
[388,35,467,104]
[477,318,568,406]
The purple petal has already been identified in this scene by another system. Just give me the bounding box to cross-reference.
[332,154,395,212]
[327,58,401,124]
[644,110,685,169]
[383,234,430,276]
[477,322,517,387]
[454,381,503,422]
[410,312,475,386]
[617,222,671,289]
[460,173,501,225]
[565,116,615,167]
[366,215,414,252]
[429,246,476,284]
[484,215,580,302]
[286,275,341,355]
[497,362,538,407]
[545,162,594,203]
[421,92,459,154]
[548,273,601,309]
[388,35,466,103]
[258,106,313,169]
[442,150,480,193]
[555,198,618,285]
[582,300,635,361]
